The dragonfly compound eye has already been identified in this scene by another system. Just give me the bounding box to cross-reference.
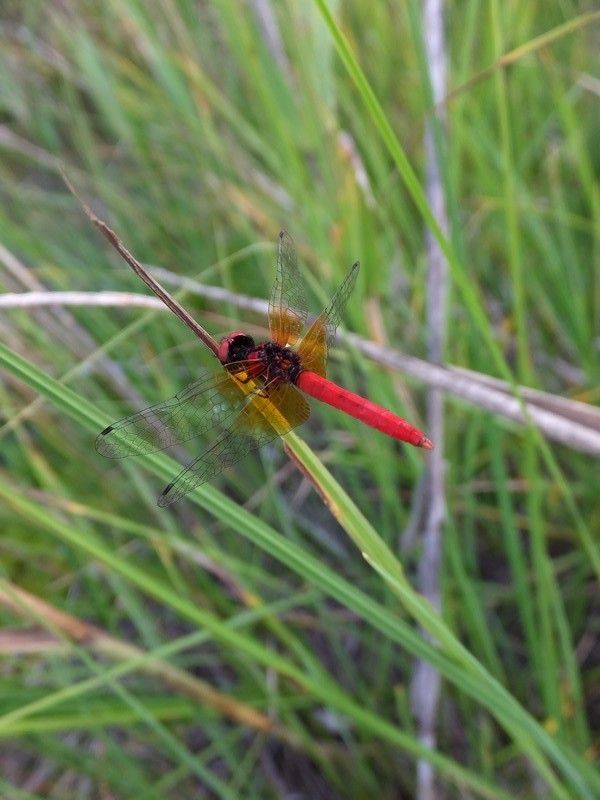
[218,332,255,366]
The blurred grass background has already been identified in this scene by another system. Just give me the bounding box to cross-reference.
[0,1,598,798]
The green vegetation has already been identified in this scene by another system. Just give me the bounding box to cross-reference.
[0,2,598,797]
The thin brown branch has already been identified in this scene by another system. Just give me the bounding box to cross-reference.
[61,170,220,357]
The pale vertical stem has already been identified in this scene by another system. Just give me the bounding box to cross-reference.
[249,0,291,76]
[412,1,449,799]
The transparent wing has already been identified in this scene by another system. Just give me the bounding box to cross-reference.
[158,382,310,506]
[296,260,359,376]
[269,230,308,347]
[95,368,256,458]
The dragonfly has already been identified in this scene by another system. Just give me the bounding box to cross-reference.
[95,230,432,506]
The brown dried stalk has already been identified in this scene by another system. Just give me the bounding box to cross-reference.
[61,170,220,357]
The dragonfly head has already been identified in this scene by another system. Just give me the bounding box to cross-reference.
[218,331,255,367]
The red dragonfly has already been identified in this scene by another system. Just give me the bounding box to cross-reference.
[96,231,432,506]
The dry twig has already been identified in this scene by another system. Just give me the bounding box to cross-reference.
[2,286,599,454]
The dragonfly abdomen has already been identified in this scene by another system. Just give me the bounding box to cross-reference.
[296,371,433,449]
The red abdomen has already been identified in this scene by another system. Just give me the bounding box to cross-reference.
[296,371,432,449]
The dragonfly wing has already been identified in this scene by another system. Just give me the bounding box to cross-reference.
[296,260,359,376]
[269,230,308,347]
[95,368,254,458]
[158,383,310,506]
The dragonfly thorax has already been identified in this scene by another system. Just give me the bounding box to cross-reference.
[257,340,302,384]
[219,332,302,384]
